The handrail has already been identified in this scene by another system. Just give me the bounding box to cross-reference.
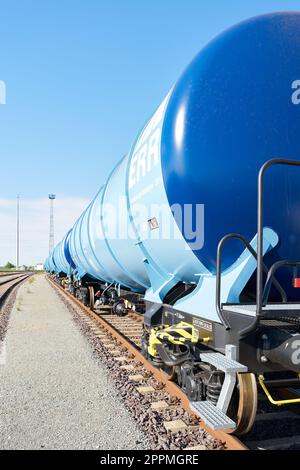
[262,260,300,305]
[216,233,287,330]
[257,159,300,317]
[216,159,300,337]
[239,158,300,337]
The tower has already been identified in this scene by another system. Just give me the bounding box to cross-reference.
[49,194,56,254]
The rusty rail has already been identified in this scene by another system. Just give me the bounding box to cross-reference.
[48,276,247,451]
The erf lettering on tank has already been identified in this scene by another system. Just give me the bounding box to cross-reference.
[128,93,170,189]
[129,128,160,188]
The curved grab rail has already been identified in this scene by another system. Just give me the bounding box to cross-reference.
[262,260,300,305]
[216,233,287,330]
[257,159,300,315]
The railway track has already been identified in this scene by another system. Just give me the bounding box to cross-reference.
[0,271,26,276]
[0,272,31,357]
[48,276,300,450]
[0,273,31,306]
[48,276,245,451]
[242,391,300,450]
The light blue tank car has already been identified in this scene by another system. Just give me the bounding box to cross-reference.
[46,230,76,275]
[47,11,300,319]
[59,12,300,307]
[46,13,300,434]
[45,253,56,273]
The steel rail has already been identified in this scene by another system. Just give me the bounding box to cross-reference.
[0,274,31,307]
[48,276,247,451]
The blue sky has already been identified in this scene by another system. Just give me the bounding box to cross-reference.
[1,0,300,264]
[1,0,300,200]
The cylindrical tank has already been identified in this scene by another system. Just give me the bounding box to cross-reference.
[45,252,57,273]
[50,12,300,298]
[52,242,63,274]
[161,12,300,275]
[64,230,76,272]
[51,231,76,275]
[68,205,102,280]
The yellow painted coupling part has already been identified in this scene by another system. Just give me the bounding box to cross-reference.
[258,374,300,406]
[202,337,211,343]
[156,321,199,345]
[148,325,167,358]
[147,322,211,357]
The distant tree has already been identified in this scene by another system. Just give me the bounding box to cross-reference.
[4,261,15,270]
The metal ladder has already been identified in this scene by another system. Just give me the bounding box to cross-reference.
[190,345,247,430]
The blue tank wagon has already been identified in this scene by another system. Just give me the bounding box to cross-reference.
[46,13,300,434]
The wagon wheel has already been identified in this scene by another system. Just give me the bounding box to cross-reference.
[227,372,258,435]
[88,286,95,311]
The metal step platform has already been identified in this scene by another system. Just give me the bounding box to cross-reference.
[190,400,236,430]
[223,303,300,319]
[200,352,247,373]
[190,348,247,430]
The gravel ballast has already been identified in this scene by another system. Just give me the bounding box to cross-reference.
[54,282,226,450]
[0,275,149,450]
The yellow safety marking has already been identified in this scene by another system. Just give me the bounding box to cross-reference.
[202,337,211,343]
[148,322,198,356]
[156,322,198,344]
[258,374,300,406]
[148,322,212,357]
[148,328,163,357]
